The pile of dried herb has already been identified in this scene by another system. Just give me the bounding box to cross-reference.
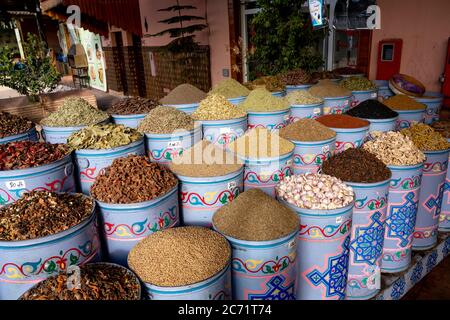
[340,77,377,91]
[137,106,195,134]
[0,112,34,139]
[0,191,93,241]
[67,124,142,150]
[41,97,109,127]
[91,155,178,204]
[239,88,289,112]
[20,263,141,300]
[279,119,336,142]
[209,79,250,98]
[192,94,246,120]
[108,97,159,115]
[246,75,285,92]
[0,141,69,171]
[213,189,298,241]
[322,148,391,183]
[280,69,311,85]
[309,81,352,98]
[128,226,230,287]
[285,90,323,105]
[160,83,207,105]
[401,123,450,151]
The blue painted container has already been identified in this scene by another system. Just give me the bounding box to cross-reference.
[216,230,298,300]
[41,119,110,144]
[413,92,444,125]
[330,125,370,154]
[439,138,450,232]
[393,109,425,130]
[323,95,353,115]
[345,179,390,300]
[143,262,231,300]
[247,109,290,131]
[412,149,449,250]
[289,102,324,122]
[178,168,244,227]
[145,125,202,166]
[111,113,147,129]
[200,116,247,149]
[241,152,294,198]
[0,127,38,144]
[351,89,378,106]
[96,185,179,266]
[374,80,394,100]
[381,163,424,273]
[74,139,146,195]
[360,117,398,133]
[0,198,100,300]
[227,96,246,105]
[290,137,336,175]
[0,154,75,207]
[281,200,354,300]
[162,103,199,115]
[285,84,313,93]
[271,91,285,98]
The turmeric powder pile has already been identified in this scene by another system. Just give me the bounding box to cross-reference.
[384,95,426,111]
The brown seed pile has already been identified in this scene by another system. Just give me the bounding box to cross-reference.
[0,111,34,139]
[401,123,450,151]
[213,189,298,241]
[322,148,391,183]
[170,140,243,177]
[309,81,352,98]
[383,95,426,110]
[108,97,159,115]
[137,106,195,134]
[21,263,141,300]
[128,226,230,287]
[279,119,336,142]
[160,83,207,105]
[228,128,294,159]
[280,69,312,85]
[0,191,93,241]
[192,94,247,121]
[91,155,178,204]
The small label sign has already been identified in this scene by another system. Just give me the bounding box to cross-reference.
[228,181,237,190]
[6,180,26,190]
[168,141,182,148]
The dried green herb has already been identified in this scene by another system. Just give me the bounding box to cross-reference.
[137,106,195,134]
[67,124,142,150]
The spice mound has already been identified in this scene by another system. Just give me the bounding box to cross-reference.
[285,90,323,105]
[170,140,243,177]
[279,119,336,142]
[0,111,34,139]
[160,83,207,105]
[322,148,391,183]
[20,264,141,300]
[228,128,294,159]
[0,141,69,171]
[240,88,289,112]
[137,106,195,134]
[276,174,354,210]
[128,226,230,287]
[431,120,450,138]
[41,97,109,127]
[383,95,426,111]
[363,131,425,166]
[345,100,399,119]
[280,69,311,85]
[246,75,285,92]
[67,124,142,150]
[308,81,351,98]
[108,97,159,115]
[401,123,450,151]
[0,191,93,241]
[192,94,246,121]
[340,77,376,91]
[91,155,178,204]
[316,114,369,129]
[310,71,340,83]
[213,189,298,241]
[209,78,250,98]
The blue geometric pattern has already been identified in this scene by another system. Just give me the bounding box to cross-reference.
[426,250,438,273]
[390,277,406,300]
[386,192,418,247]
[247,274,295,300]
[443,237,450,256]
[410,261,423,285]
[351,211,385,265]
[307,236,350,300]
[425,184,445,218]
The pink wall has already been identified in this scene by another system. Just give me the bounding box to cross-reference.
[138,0,231,86]
[369,0,450,92]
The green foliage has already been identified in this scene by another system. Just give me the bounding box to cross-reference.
[0,33,60,101]
[248,0,326,79]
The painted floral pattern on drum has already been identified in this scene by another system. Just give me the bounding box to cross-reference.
[386,192,418,247]
[247,274,295,300]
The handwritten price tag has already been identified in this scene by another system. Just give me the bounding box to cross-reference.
[167,141,182,148]
[6,180,26,190]
[228,181,237,190]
